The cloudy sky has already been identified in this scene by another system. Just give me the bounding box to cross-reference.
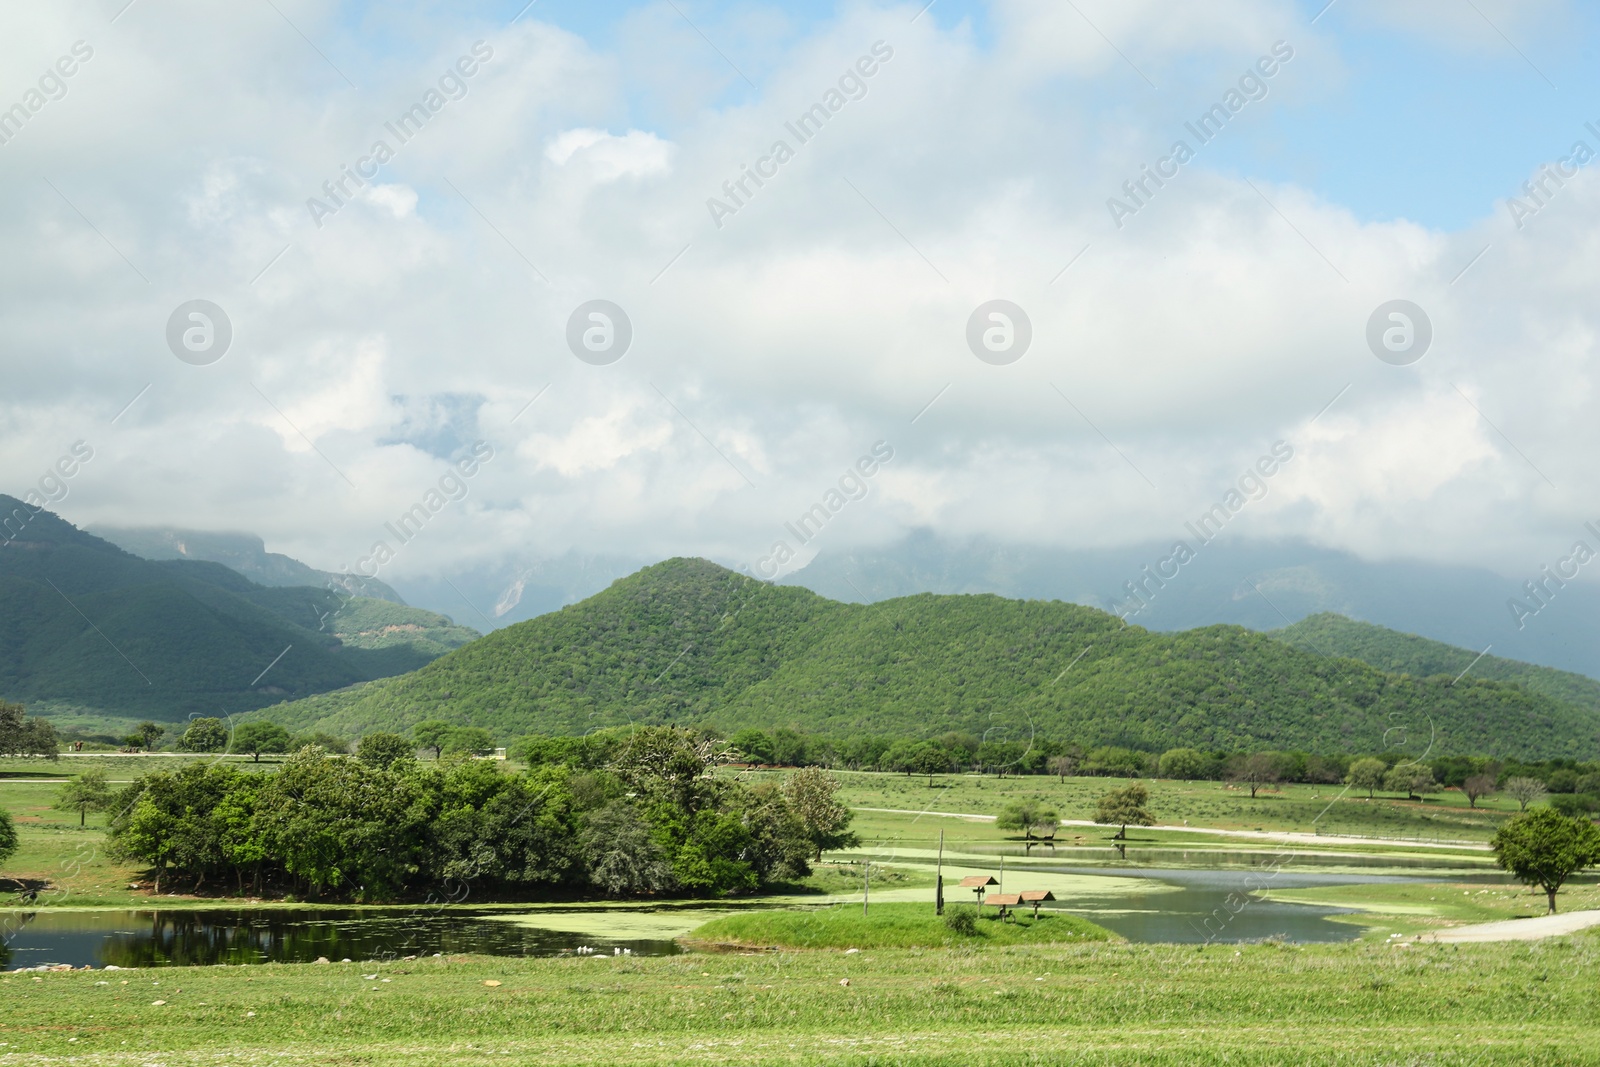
[3,0,1597,614]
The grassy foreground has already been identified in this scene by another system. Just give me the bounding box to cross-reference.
[689,901,1114,949]
[3,936,1599,1065]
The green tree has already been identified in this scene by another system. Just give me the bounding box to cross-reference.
[909,743,952,786]
[133,722,166,749]
[178,717,229,753]
[0,807,17,869]
[1491,807,1600,914]
[0,702,59,759]
[440,726,494,756]
[580,801,674,896]
[55,769,113,827]
[781,767,858,861]
[1158,748,1207,781]
[289,731,349,754]
[413,720,457,760]
[357,732,415,770]
[1384,764,1440,801]
[729,728,775,764]
[1094,783,1154,840]
[1346,757,1387,799]
[996,798,1059,843]
[230,721,291,762]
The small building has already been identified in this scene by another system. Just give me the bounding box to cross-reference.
[958,874,999,911]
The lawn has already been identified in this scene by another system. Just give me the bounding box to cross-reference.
[1,936,1597,1064]
[688,900,1115,949]
[1257,880,1600,939]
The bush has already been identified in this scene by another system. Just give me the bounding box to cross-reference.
[943,906,978,936]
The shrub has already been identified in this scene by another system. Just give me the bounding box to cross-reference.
[943,906,978,936]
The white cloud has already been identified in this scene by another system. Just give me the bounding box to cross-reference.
[0,0,1596,598]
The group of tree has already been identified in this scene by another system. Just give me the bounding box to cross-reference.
[661,725,1600,806]
[0,702,58,758]
[105,726,856,902]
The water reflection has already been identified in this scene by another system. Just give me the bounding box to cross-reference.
[2,909,683,970]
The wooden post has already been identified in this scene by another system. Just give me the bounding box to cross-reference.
[862,859,869,917]
[935,829,945,916]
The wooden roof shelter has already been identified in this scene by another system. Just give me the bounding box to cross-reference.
[1019,889,1056,918]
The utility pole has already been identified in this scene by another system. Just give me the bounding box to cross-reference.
[935,829,945,916]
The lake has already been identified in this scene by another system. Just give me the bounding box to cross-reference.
[2,865,1511,967]
[0,907,686,970]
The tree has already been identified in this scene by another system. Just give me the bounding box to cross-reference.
[1384,764,1440,801]
[0,807,17,869]
[1228,753,1281,798]
[440,726,494,756]
[413,720,457,760]
[55,769,113,827]
[1491,807,1600,914]
[1463,773,1496,810]
[1047,754,1078,783]
[781,767,858,861]
[728,728,775,765]
[1346,757,1387,799]
[1094,783,1155,839]
[133,722,166,749]
[178,718,229,753]
[996,798,1059,843]
[580,802,674,896]
[1505,777,1549,812]
[231,721,291,763]
[908,743,952,786]
[1158,748,1207,781]
[289,731,349,754]
[0,702,59,759]
[357,732,415,770]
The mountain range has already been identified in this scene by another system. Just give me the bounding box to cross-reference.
[0,496,477,733]
[262,557,1600,760]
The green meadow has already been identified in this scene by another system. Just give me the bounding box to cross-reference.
[3,937,1598,1065]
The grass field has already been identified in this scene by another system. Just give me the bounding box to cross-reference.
[689,901,1114,949]
[2,936,1597,1064]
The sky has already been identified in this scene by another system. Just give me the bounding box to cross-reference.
[3,0,1599,622]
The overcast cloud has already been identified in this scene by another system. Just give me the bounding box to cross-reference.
[2,0,1595,609]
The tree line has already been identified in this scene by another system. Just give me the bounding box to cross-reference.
[103,726,856,902]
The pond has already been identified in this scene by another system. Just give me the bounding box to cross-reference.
[1022,865,1509,944]
[0,908,687,970]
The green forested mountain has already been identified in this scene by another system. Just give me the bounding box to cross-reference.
[265,558,1600,759]
[0,496,477,723]
[1271,613,1600,714]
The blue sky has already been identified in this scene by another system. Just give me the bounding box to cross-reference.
[383,0,1599,231]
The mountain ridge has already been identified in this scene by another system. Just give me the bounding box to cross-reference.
[262,557,1600,759]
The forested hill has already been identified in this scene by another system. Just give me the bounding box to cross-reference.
[1271,613,1600,714]
[0,496,476,721]
[264,558,1600,759]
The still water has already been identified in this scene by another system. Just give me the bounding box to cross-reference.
[1,908,683,970]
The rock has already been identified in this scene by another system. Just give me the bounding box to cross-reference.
[151,1000,166,1006]
[839,978,851,987]
[844,948,860,955]
[483,980,502,987]
[314,957,331,965]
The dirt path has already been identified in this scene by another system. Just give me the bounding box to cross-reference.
[851,808,1491,851]
[1416,910,1600,942]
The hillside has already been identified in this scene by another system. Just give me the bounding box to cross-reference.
[89,525,404,603]
[0,496,477,725]
[1271,614,1600,713]
[264,558,1600,759]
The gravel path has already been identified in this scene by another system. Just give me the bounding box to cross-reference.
[1418,909,1600,942]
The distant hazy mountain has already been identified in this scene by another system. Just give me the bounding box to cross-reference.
[265,558,1600,759]
[778,532,1600,682]
[90,525,405,604]
[1,497,476,725]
